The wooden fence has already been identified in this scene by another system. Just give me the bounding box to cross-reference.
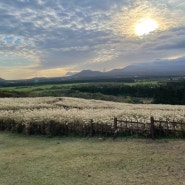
[112,116,185,139]
[0,116,184,138]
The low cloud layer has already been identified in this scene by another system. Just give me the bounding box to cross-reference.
[0,0,185,79]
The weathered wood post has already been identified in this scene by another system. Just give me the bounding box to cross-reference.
[90,119,94,137]
[113,117,118,139]
[114,117,118,129]
[166,120,169,136]
[150,116,155,139]
[65,123,69,136]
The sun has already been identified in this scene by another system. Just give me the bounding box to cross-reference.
[135,18,159,36]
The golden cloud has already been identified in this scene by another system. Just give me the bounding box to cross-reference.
[110,0,185,37]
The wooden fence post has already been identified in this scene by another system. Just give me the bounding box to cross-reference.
[65,123,69,136]
[90,119,94,137]
[114,117,118,129]
[113,117,118,139]
[150,116,155,139]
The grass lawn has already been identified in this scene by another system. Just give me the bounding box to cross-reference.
[0,83,88,92]
[0,132,184,185]
[123,81,159,86]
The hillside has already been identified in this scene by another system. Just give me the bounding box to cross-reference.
[0,78,5,81]
[73,70,104,78]
[73,59,185,78]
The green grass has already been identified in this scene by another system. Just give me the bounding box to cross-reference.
[0,82,132,100]
[0,132,184,185]
[0,81,159,92]
[0,81,159,100]
[0,83,88,92]
[123,81,159,86]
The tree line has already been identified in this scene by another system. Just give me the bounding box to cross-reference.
[0,80,184,105]
[72,81,185,105]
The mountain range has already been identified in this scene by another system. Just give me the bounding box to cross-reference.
[72,58,185,78]
[0,58,185,82]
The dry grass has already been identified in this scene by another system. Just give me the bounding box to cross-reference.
[0,132,184,185]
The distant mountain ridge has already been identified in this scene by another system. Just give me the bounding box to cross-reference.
[65,72,78,76]
[72,59,185,78]
[73,70,104,78]
[0,58,185,82]
[0,78,5,81]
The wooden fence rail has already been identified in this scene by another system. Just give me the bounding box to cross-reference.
[0,116,184,138]
[113,116,185,139]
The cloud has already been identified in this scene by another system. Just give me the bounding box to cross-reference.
[0,0,185,79]
[110,0,185,36]
[155,40,185,50]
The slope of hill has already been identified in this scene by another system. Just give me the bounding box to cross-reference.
[0,78,5,81]
[65,72,78,76]
[73,58,185,78]
[108,59,185,77]
[0,78,6,85]
[72,70,104,78]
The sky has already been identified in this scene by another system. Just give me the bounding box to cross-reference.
[0,0,185,80]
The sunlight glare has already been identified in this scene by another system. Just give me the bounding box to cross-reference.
[135,18,159,36]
